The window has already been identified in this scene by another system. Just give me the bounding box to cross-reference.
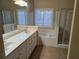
[35,9,53,27]
[2,10,14,24]
[17,9,27,25]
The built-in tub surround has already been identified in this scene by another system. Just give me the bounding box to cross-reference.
[3,26,38,56]
[38,28,59,47]
[17,25,38,32]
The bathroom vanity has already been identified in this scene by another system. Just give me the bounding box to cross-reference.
[3,26,38,59]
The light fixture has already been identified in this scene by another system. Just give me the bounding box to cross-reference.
[14,0,28,7]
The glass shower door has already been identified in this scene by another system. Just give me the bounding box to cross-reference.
[58,9,67,44]
[63,10,73,44]
[58,8,73,45]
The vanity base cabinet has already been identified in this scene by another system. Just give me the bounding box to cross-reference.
[6,41,27,59]
[6,31,38,59]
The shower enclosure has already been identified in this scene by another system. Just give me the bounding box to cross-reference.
[58,8,73,45]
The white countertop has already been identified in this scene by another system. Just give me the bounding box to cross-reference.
[4,28,38,56]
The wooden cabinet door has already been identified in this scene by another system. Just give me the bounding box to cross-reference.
[16,42,27,59]
[19,48,27,59]
[32,32,37,50]
[31,35,34,52]
[34,32,37,46]
[6,52,15,59]
[26,37,32,59]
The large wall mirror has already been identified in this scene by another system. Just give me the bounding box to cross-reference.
[1,0,29,35]
[2,8,28,34]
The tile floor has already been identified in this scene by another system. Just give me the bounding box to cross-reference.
[29,46,68,59]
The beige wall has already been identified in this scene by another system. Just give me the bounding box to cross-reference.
[59,0,74,8]
[67,0,79,59]
[1,0,15,10]
[34,0,57,10]
[0,0,2,10]
[34,0,74,10]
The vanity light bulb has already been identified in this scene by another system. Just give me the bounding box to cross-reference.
[14,0,28,7]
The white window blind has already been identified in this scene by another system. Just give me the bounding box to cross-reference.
[35,9,53,27]
[17,9,27,25]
